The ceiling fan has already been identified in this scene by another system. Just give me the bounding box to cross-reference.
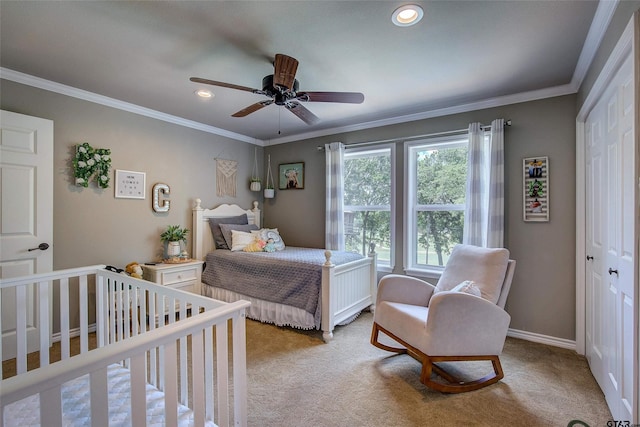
[190,54,364,125]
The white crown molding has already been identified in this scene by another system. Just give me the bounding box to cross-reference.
[0,67,263,146]
[570,0,619,89]
[265,83,577,145]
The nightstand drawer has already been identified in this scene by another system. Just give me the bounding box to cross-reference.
[161,267,198,285]
[171,279,199,294]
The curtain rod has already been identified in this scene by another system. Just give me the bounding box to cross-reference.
[317,119,511,151]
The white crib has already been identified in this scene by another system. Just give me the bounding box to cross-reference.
[0,265,249,426]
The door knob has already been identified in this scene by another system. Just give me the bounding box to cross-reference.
[586,255,594,261]
[608,268,619,276]
[28,243,49,251]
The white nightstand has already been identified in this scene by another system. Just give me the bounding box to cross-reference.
[142,260,204,295]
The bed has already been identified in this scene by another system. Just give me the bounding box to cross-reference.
[192,199,377,342]
[1,265,249,426]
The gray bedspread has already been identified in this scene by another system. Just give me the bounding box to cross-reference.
[202,247,363,321]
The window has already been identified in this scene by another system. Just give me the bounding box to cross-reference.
[405,135,468,272]
[343,145,394,269]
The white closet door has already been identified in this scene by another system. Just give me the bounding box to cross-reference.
[585,51,636,422]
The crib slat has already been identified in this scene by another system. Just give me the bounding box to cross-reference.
[216,320,229,427]
[233,312,248,426]
[148,292,158,387]
[15,284,27,375]
[95,274,106,348]
[38,280,50,367]
[60,278,70,360]
[204,325,214,422]
[79,275,88,354]
[192,329,205,427]
[131,354,147,426]
[124,282,131,340]
[90,367,109,426]
[40,385,62,427]
[163,342,178,427]
[179,300,188,406]
[108,278,116,345]
[131,285,139,337]
[117,280,124,343]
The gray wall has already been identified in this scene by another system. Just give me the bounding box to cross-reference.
[264,95,578,341]
[1,79,262,269]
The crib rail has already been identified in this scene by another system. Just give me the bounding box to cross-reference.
[1,266,249,426]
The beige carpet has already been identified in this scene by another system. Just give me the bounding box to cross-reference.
[3,311,612,427]
[245,311,611,427]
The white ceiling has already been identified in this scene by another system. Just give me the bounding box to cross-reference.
[1,1,605,145]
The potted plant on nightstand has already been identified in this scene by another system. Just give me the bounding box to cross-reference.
[161,225,189,259]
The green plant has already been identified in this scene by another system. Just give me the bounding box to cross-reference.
[250,177,262,183]
[160,225,189,243]
[73,142,111,189]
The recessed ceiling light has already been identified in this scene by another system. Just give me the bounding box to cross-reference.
[195,89,213,99]
[392,4,424,27]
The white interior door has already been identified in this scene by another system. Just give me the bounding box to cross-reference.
[0,109,54,360]
[584,51,636,422]
[585,97,605,388]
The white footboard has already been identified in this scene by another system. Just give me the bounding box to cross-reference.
[321,248,377,342]
[1,266,249,427]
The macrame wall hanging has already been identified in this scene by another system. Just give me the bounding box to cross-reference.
[216,158,238,197]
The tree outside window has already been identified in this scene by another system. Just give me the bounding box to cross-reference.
[343,146,394,267]
[407,137,468,269]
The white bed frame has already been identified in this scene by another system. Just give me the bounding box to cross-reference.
[1,266,249,426]
[192,199,377,342]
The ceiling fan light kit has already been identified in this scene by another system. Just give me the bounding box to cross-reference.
[190,53,364,126]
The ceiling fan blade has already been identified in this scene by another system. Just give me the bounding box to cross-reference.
[296,91,365,104]
[273,54,299,90]
[286,101,320,125]
[190,77,262,94]
[232,100,273,117]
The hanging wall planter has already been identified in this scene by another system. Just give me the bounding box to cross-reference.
[250,147,261,192]
[264,154,275,198]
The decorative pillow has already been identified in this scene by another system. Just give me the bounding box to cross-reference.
[219,223,259,250]
[243,237,266,252]
[208,214,248,249]
[433,244,509,304]
[251,228,285,251]
[230,229,256,252]
[450,280,482,297]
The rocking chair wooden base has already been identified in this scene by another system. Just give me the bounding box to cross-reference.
[371,322,504,393]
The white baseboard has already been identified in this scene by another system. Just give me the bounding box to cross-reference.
[507,328,576,351]
[51,323,97,343]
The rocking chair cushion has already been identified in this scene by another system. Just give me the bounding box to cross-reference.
[433,245,509,304]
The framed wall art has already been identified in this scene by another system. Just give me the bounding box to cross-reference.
[279,162,305,190]
[523,156,549,222]
[115,169,146,199]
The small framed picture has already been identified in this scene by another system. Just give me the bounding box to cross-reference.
[278,162,305,190]
[115,169,146,199]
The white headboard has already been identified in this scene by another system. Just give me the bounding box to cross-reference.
[192,199,261,261]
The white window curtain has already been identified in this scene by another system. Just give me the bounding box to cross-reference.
[463,118,505,248]
[325,142,345,250]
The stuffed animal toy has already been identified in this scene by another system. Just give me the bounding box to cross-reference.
[125,261,143,279]
[263,238,276,253]
[244,237,266,252]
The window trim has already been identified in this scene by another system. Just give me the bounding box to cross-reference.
[344,143,395,271]
[404,135,468,275]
